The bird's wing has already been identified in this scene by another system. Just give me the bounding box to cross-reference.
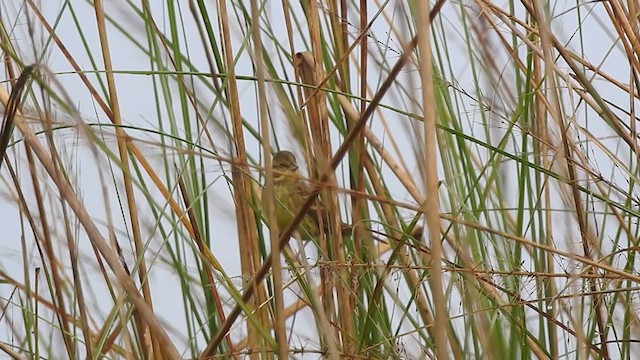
[298,179,353,236]
[300,179,336,226]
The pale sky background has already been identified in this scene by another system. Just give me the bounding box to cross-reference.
[0,0,637,358]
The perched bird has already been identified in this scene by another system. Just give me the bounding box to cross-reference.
[263,150,333,239]
[263,151,426,246]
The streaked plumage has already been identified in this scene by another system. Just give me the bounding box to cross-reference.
[263,150,324,239]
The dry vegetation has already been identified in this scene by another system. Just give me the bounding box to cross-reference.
[1,0,639,359]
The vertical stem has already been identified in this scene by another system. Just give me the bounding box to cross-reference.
[416,1,449,358]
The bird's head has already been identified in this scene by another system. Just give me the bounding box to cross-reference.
[273,150,299,173]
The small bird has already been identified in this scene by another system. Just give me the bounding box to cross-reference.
[263,151,426,246]
[263,150,333,239]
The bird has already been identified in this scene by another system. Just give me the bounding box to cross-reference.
[263,150,335,240]
[263,151,424,245]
